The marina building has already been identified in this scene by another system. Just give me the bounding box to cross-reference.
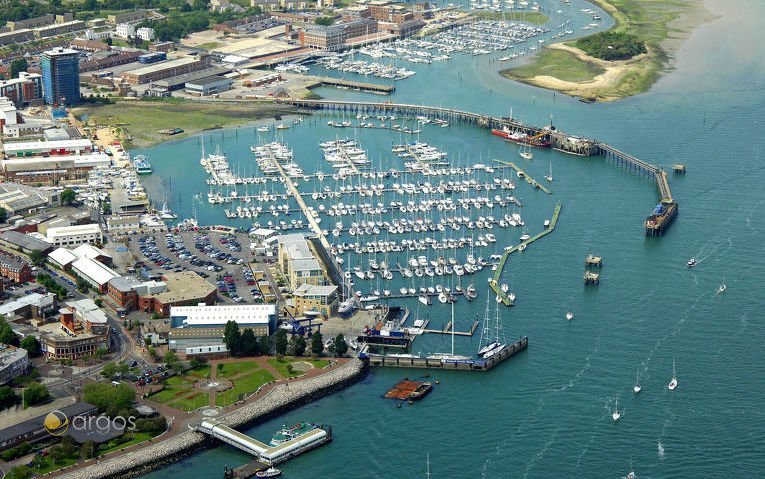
[46,223,103,247]
[0,153,110,184]
[169,303,277,335]
[0,345,29,385]
[137,271,217,316]
[0,402,97,450]
[1,138,93,158]
[0,182,60,215]
[40,47,81,106]
[277,234,326,288]
[106,214,141,233]
[291,283,338,317]
[121,54,211,85]
[0,73,42,108]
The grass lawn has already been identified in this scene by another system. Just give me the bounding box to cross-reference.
[502,49,606,82]
[99,431,157,455]
[28,456,78,475]
[216,369,274,407]
[149,369,211,410]
[217,361,260,379]
[267,357,328,378]
[184,365,211,379]
[196,41,222,50]
[172,392,210,412]
[307,359,330,368]
[72,100,299,148]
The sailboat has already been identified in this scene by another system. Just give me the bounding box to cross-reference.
[544,161,553,182]
[519,142,533,160]
[668,358,678,390]
[427,301,471,361]
[612,397,621,422]
[717,280,727,294]
[158,196,177,220]
[566,311,574,321]
[633,370,641,394]
[477,291,500,356]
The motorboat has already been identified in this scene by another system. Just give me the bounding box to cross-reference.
[566,311,574,321]
[256,467,282,478]
[612,398,621,422]
[687,257,696,267]
[668,358,678,390]
[633,370,641,394]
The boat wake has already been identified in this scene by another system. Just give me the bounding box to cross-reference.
[522,428,560,479]
[642,291,706,374]
[657,440,666,459]
[556,335,601,392]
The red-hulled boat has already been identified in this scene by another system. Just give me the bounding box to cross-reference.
[491,127,552,147]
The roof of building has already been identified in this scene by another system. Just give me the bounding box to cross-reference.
[41,47,81,57]
[0,293,56,316]
[73,243,111,260]
[71,257,118,286]
[152,66,230,88]
[293,283,337,296]
[66,298,108,324]
[0,231,53,251]
[2,139,91,154]
[0,344,28,370]
[185,75,232,87]
[122,55,203,77]
[0,255,30,271]
[48,247,79,266]
[47,223,102,239]
[170,303,276,327]
[0,402,97,445]
[144,271,216,304]
[290,257,321,272]
[108,275,142,292]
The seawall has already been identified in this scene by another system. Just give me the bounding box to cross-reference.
[53,358,368,479]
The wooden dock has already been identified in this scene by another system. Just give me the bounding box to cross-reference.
[491,203,562,306]
[224,461,270,479]
[421,320,479,336]
[365,336,528,371]
[492,160,552,194]
[312,77,395,95]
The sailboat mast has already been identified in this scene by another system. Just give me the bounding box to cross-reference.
[450,300,455,356]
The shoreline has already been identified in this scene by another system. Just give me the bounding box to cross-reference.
[51,358,368,479]
[500,0,714,101]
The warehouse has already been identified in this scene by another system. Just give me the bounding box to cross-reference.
[120,54,211,84]
[184,76,233,96]
[71,257,119,292]
[170,303,276,335]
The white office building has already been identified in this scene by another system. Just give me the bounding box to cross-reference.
[46,223,103,247]
[170,304,276,333]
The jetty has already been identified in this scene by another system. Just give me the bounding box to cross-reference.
[493,160,552,194]
[364,335,528,371]
[421,320,480,336]
[277,99,678,235]
[310,77,395,95]
[491,203,562,306]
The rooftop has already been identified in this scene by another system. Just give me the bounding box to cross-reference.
[48,247,79,266]
[0,231,53,251]
[122,55,203,77]
[170,303,276,326]
[145,271,216,304]
[108,275,142,292]
[0,402,97,446]
[47,223,102,238]
[71,257,118,286]
[66,298,108,324]
[2,138,92,154]
[42,47,80,57]
[0,293,56,316]
[73,243,111,259]
[186,75,231,87]
[294,283,337,296]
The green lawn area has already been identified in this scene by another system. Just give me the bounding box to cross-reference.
[72,100,299,148]
[28,456,78,475]
[216,369,274,407]
[267,357,328,378]
[184,365,211,379]
[99,431,157,455]
[196,41,222,50]
[148,368,212,411]
[217,361,260,379]
[171,392,209,412]
[502,49,606,82]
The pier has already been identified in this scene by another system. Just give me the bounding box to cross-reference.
[276,99,678,235]
[493,160,552,194]
[364,335,528,371]
[491,203,562,306]
[421,320,480,336]
[311,77,396,95]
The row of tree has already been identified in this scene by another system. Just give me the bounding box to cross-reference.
[223,321,348,358]
[575,31,647,61]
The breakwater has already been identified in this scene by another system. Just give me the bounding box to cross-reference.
[52,358,367,479]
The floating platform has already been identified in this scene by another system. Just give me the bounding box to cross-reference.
[384,379,433,401]
[585,254,602,267]
[421,320,479,336]
[672,164,686,174]
[584,271,600,285]
[364,336,528,371]
[492,160,552,194]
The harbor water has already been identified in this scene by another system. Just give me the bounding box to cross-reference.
[138,0,765,477]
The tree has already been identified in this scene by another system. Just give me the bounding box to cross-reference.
[315,16,334,26]
[48,445,65,465]
[20,336,40,356]
[95,346,108,359]
[164,350,180,370]
[100,362,118,378]
[76,277,89,293]
[82,383,135,415]
[104,36,113,46]
[22,382,50,408]
[81,440,97,460]
[28,249,46,267]
[289,335,306,357]
[274,329,288,356]
[258,335,271,355]
[223,320,241,356]
[9,58,28,79]
[61,188,76,205]
[240,328,258,356]
[334,333,348,356]
[94,298,103,307]
[144,337,152,347]
[0,207,7,223]
[102,202,112,215]
[0,316,17,345]
[310,331,324,356]
[0,386,19,409]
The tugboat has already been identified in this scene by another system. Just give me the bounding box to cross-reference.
[687,257,697,267]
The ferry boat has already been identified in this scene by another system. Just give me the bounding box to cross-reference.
[491,127,552,147]
[133,155,152,174]
[255,467,281,478]
[269,422,319,446]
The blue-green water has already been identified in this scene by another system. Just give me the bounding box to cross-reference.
[138,0,765,477]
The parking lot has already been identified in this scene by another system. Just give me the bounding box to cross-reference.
[129,230,268,305]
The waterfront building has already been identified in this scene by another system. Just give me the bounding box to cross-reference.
[277,234,327,288]
[0,402,97,450]
[46,223,103,247]
[121,54,211,85]
[291,283,338,317]
[169,303,277,334]
[2,138,93,158]
[0,345,29,385]
[106,214,141,233]
[40,47,81,106]
[184,76,233,96]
